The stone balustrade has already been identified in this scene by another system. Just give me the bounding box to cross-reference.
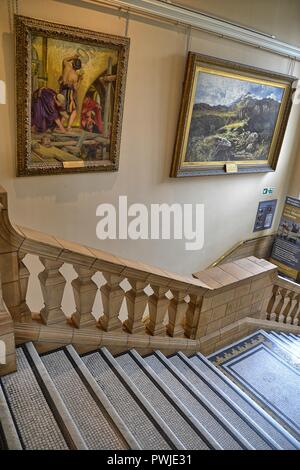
[267,277,300,325]
[0,185,300,376]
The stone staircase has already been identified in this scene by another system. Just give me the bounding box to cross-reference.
[208,330,300,443]
[1,333,299,450]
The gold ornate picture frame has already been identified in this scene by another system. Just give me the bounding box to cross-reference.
[171,52,295,177]
[15,15,130,176]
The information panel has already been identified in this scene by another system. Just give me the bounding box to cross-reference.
[253,199,277,232]
[270,196,300,283]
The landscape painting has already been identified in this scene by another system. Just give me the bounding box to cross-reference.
[171,53,294,177]
[16,16,129,176]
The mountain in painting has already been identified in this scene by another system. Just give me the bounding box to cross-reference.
[186,93,281,163]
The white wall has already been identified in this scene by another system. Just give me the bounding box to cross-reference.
[0,0,299,276]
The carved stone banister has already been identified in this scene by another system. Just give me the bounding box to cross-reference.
[2,185,300,369]
[267,277,300,325]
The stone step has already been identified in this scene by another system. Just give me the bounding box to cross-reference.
[266,332,300,359]
[41,348,129,450]
[278,333,300,351]
[278,332,299,345]
[0,380,22,450]
[168,352,274,450]
[189,352,300,450]
[0,347,69,450]
[82,347,183,450]
[144,351,248,450]
[24,343,87,450]
[270,331,297,347]
[116,350,223,450]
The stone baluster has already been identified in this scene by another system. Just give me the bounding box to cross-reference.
[167,290,188,337]
[274,288,289,322]
[282,290,296,324]
[71,266,97,328]
[184,294,202,339]
[124,280,148,334]
[146,286,169,336]
[9,252,31,322]
[100,272,124,331]
[290,294,300,325]
[18,252,32,320]
[267,285,281,321]
[39,258,66,325]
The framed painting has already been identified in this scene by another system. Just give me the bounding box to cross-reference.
[171,52,295,177]
[15,15,130,176]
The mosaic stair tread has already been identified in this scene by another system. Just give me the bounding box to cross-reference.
[41,349,128,450]
[115,351,211,450]
[81,349,172,450]
[1,334,299,450]
[0,348,68,450]
[168,352,272,450]
[143,353,243,450]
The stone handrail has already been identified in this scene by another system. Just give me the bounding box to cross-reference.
[0,186,299,375]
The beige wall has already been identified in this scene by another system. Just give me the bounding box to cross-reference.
[178,0,300,47]
[288,150,300,198]
[0,0,300,276]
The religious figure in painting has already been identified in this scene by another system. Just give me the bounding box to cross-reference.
[81,92,103,134]
[58,54,84,130]
[31,87,66,133]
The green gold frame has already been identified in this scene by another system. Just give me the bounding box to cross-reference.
[15,15,130,176]
[171,52,295,177]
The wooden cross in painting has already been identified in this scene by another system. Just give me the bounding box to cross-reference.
[100,57,117,139]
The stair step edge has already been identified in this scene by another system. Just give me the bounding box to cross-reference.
[151,350,255,450]
[191,352,300,450]
[65,345,141,451]
[127,348,222,450]
[24,342,88,450]
[174,351,279,450]
[0,383,22,450]
[100,347,185,450]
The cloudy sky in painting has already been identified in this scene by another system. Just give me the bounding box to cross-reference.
[195,72,284,106]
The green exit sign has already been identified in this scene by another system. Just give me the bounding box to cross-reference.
[262,187,275,196]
